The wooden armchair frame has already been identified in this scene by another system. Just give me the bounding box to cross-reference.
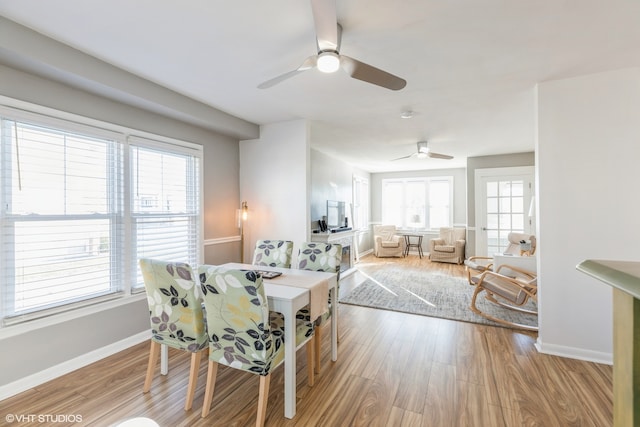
[469,264,538,331]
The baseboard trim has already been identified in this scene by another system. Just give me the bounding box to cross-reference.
[0,331,149,401]
[535,337,613,365]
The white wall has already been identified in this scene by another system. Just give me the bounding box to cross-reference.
[537,67,640,363]
[239,120,310,264]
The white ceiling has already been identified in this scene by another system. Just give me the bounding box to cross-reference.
[1,0,639,172]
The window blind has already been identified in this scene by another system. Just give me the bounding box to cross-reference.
[0,109,203,325]
[129,137,201,290]
[1,118,124,318]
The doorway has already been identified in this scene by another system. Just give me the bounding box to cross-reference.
[474,166,534,257]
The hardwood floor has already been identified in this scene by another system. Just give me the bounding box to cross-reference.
[1,254,613,426]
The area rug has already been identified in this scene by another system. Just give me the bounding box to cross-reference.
[339,267,537,330]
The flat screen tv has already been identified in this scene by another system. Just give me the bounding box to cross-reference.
[327,200,345,229]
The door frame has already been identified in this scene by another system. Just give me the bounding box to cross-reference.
[474,166,535,257]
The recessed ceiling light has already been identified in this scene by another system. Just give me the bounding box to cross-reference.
[400,110,413,119]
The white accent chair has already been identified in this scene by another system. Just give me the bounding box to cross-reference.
[429,227,466,264]
[373,225,404,258]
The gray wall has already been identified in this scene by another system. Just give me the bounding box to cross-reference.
[0,66,241,386]
[465,152,535,255]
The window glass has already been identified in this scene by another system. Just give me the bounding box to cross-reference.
[381,177,453,230]
[0,111,201,322]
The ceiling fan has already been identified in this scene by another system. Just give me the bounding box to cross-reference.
[257,0,406,91]
[392,141,454,161]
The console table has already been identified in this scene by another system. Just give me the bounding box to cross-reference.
[577,259,640,427]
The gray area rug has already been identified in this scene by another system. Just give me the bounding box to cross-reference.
[340,267,537,330]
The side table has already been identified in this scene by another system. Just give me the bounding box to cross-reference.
[404,234,423,258]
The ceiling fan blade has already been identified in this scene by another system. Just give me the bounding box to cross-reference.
[391,154,414,161]
[257,56,317,89]
[340,55,406,91]
[427,152,454,160]
[311,0,339,51]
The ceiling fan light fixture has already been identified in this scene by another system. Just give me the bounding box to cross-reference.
[400,110,413,119]
[317,51,340,73]
[416,152,428,159]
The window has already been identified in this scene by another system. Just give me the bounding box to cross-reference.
[352,175,369,230]
[130,137,201,291]
[0,107,201,324]
[381,177,453,230]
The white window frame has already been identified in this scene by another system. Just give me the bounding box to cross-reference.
[352,175,369,231]
[0,100,203,326]
[381,176,453,231]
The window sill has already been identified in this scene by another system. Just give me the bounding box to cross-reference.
[0,293,147,340]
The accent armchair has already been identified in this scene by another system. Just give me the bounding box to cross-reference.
[373,225,404,258]
[429,227,466,264]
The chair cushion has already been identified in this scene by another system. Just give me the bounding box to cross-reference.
[464,259,490,271]
[381,241,400,248]
[476,275,529,305]
[434,245,455,253]
[440,228,455,245]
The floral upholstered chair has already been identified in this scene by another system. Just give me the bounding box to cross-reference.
[252,239,294,268]
[198,265,315,425]
[138,259,208,411]
[295,242,341,374]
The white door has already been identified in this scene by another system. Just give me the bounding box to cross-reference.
[475,167,534,257]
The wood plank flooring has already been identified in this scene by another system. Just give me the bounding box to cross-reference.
[1,254,613,426]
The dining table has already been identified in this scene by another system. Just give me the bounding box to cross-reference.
[159,262,338,419]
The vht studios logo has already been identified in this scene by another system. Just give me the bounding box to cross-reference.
[5,413,83,423]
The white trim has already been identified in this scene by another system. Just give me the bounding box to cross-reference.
[535,337,613,365]
[0,96,203,150]
[203,235,240,246]
[0,330,149,400]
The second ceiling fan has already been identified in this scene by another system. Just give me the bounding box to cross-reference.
[392,141,454,161]
[258,0,406,91]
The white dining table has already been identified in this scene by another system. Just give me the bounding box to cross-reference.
[159,262,338,419]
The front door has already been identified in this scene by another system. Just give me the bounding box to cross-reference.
[475,167,534,256]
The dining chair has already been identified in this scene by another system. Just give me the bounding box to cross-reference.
[138,259,208,411]
[295,242,341,374]
[252,239,294,268]
[198,265,315,426]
